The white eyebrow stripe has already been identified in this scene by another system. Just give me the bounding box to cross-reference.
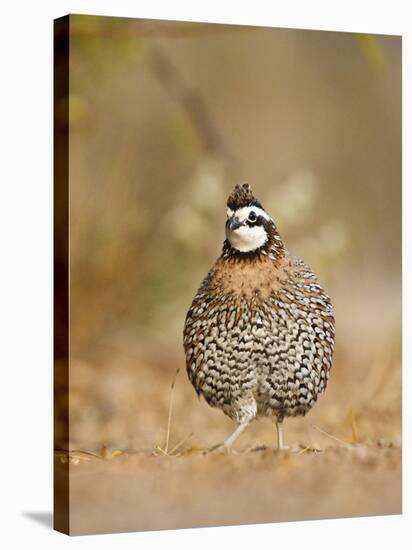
[227,208,234,217]
[234,206,272,222]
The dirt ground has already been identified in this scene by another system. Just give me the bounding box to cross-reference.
[56,440,401,535]
[55,347,402,535]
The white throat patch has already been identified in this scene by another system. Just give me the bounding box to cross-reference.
[226,206,271,253]
[228,224,268,252]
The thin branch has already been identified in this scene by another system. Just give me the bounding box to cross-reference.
[146,45,238,176]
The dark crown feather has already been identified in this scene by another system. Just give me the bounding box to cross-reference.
[227,183,263,210]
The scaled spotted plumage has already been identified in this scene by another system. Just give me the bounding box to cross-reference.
[183,183,335,450]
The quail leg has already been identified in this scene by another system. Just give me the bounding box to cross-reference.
[207,421,250,454]
[275,420,285,450]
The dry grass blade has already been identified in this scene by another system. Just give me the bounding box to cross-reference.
[54,449,103,465]
[311,424,351,448]
[296,446,311,455]
[54,449,102,459]
[350,410,359,443]
[156,368,180,455]
[168,432,194,455]
[154,445,170,456]
[111,449,127,458]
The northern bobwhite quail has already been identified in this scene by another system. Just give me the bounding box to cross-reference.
[183,184,335,451]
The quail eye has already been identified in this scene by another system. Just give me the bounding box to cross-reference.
[248,211,257,223]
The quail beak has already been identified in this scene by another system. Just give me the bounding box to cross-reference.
[227,215,243,232]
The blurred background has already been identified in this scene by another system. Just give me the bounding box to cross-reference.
[56,16,401,456]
